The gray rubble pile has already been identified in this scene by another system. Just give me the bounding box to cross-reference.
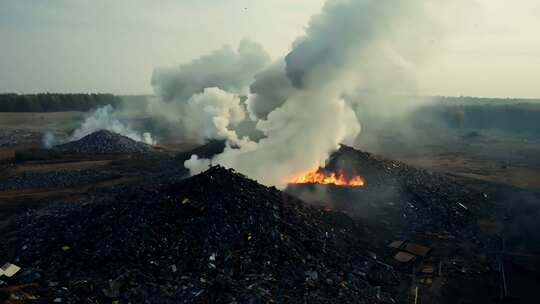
[288,145,493,244]
[55,130,153,154]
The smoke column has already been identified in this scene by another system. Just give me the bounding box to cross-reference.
[153,0,441,187]
[147,39,270,143]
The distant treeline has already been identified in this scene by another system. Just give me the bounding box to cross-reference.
[0,93,122,112]
[414,103,540,134]
[432,96,540,106]
[2,93,539,114]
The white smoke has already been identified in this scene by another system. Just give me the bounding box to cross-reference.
[154,0,444,187]
[42,131,57,149]
[148,39,271,142]
[246,60,293,120]
[182,87,254,147]
[71,105,156,145]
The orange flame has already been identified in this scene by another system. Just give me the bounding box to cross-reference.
[289,168,365,186]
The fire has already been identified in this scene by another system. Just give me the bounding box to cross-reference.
[289,168,365,186]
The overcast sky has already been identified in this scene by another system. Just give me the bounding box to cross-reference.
[1,0,539,98]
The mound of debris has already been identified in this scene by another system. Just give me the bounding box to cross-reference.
[287,146,502,302]
[288,145,493,245]
[55,130,153,155]
[1,166,400,303]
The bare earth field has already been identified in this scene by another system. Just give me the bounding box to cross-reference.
[356,128,540,192]
[0,112,83,130]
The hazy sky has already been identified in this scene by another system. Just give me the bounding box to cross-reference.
[1,0,539,98]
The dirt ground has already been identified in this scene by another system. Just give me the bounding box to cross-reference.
[355,128,540,192]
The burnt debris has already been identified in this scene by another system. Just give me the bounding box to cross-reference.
[289,145,491,242]
[286,145,524,303]
[1,166,401,303]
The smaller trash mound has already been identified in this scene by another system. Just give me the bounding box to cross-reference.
[55,130,153,154]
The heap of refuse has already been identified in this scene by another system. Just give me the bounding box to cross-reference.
[294,145,491,239]
[55,130,153,155]
[1,166,400,303]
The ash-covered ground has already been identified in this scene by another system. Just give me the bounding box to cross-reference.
[0,129,539,303]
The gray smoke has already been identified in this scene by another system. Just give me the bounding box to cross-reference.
[42,131,58,149]
[247,0,439,119]
[151,39,271,102]
[152,0,444,187]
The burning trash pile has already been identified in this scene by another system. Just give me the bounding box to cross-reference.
[289,167,365,187]
[288,145,492,245]
[55,130,154,155]
[0,166,401,303]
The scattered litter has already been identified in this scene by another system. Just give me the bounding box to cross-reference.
[403,243,431,257]
[0,263,21,278]
[421,265,434,274]
[394,251,416,263]
[305,270,319,280]
[388,240,405,249]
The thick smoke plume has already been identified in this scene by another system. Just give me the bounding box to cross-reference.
[148,39,270,143]
[71,105,156,145]
[152,39,270,102]
[153,0,441,187]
